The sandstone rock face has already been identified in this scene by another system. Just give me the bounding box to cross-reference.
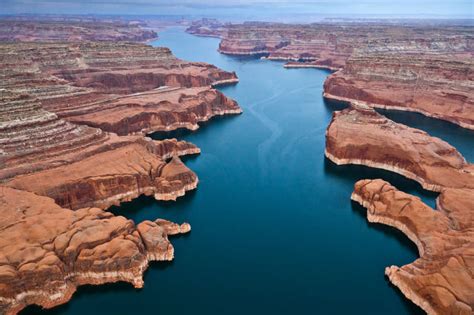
[0,20,157,42]
[0,91,200,210]
[60,86,241,135]
[325,106,474,192]
[191,20,473,127]
[324,51,474,129]
[0,186,190,315]
[352,180,473,315]
[0,41,240,135]
[0,21,242,314]
[192,21,471,71]
[326,106,474,314]
[186,18,228,38]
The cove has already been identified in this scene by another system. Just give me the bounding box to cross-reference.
[24,27,474,315]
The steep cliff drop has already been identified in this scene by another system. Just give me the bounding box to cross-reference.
[189,20,473,129]
[0,21,241,314]
[0,186,191,315]
[326,106,474,314]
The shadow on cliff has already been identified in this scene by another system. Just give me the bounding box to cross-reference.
[149,113,241,141]
[323,97,350,112]
[323,158,439,208]
[109,189,198,223]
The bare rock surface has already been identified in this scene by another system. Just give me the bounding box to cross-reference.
[327,107,474,314]
[0,41,240,135]
[0,20,157,42]
[189,20,473,128]
[0,20,242,314]
[352,179,473,315]
[324,51,474,129]
[0,186,190,315]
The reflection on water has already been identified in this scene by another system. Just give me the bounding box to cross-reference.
[22,27,474,315]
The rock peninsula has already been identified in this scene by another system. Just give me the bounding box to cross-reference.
[0,19,240,314]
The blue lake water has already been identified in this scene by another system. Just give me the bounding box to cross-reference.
[23,27,474,315]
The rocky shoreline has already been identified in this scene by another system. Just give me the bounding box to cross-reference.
[188,19,474,314]
[0,20,241,314]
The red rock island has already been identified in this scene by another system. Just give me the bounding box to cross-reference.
[0,20,240,314]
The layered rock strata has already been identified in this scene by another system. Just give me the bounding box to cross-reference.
[0,41,240,135]
[325,105,474,192]
[0,186,190,315]
[0,23,242,314]
[326,106,474,314]
[0,20,157,42]
[0,92,201,210]
[190,21,472,71]
[57,87,241,135]
[324,52,474,129]
[352,180,473,315]
[190,20,473,127]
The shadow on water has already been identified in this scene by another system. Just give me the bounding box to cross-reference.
[149,113,240,141]
[377,109,474,162]
[350,200,425,315]
[323,97,350,112]
[20,281,140,315]
[109,189,198,223]
[324,158,439,208]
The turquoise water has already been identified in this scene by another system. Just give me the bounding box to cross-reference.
[24,27,473,315]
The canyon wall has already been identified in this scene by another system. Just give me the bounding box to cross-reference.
[326,106,474,314]
[0,20,241,314]
[0,20,157,42]
[188,20,473,128]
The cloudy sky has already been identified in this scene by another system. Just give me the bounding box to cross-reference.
[2,0,473,20]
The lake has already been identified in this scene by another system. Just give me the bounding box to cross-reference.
[24,27,473,315]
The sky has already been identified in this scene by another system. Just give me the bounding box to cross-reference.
[1,0,473,20]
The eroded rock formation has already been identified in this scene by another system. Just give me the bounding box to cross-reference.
[0,20,241,314]
[0,186,190,315]
[0,41,240,135]
[352,180,473,315]
[324,51,474,129]
[0,20,157,42]
[325,105,474,192]
[326,106,474,314]
[189,20,473,128]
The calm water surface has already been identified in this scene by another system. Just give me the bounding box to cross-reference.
[25,27,473,315]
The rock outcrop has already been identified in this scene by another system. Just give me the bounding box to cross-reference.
[324,51,474,129]
[191,20,473,128]
[0,20,157,42]
[325,105,474,192]
[352,180,473,315]
[186,18,228,38]
[0,186,190,315]
[194,21,471,71]
[0,21,242,314]
[0,91,200,210]
[326,106,474,314]
[0,41,240,135]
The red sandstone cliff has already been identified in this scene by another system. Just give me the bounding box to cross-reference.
[1,41,240,136]
[326,106,474,314]
[191,21,473,128]
[0,186,191,315]
[0,20,157,42]
[0,21,242,314]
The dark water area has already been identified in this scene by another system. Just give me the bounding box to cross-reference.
[24,27,474,315]
[377,109,474,162]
